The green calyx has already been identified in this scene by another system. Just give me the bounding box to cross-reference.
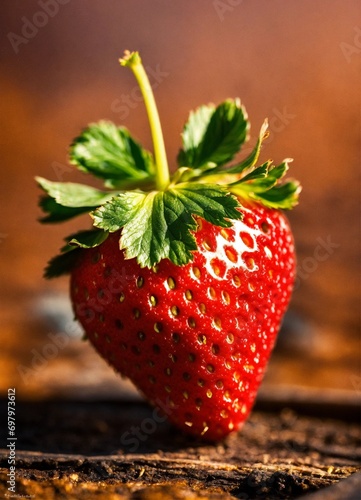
[37,50,301,278]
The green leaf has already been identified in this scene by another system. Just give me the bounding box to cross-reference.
[37,53,301,282]
[226,119,269,174]
[231,160,287,193]
[252,180,301,209]
[228,159,301,208]
[66,229,110,249]
[120,191,170,267]
[36,177,115,208]
[91,191,147,232]
[92,184,242,268]
[178,99,249,169]
[39,197,93,223]
[172,184,241,228]
[177,105,215,167]
[44,248,81,278]
[238,161,270,183]
[44,229,109,279]
[69,121,155,188]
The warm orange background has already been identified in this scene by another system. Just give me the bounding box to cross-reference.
[0,1,360,398]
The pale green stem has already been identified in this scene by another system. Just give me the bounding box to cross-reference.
[120,51,170,191]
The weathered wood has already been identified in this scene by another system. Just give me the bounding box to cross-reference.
[0,396,360,499]
[298,472,361,500]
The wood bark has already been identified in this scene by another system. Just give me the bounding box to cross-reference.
[0,393,360,499]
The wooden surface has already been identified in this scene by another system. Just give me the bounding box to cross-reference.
[0,2,360,498]
[1,393,360,499]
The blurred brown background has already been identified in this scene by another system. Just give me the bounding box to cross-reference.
[0,0,360,400]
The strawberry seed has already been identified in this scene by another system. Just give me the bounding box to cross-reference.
[169,354,177,363]
[202,239,212,251]
[154,322,163,332]
[232,275,241,287]
[133,308,141,319]
[264,246,273,258]
[221,290,230,304]
[170,305,180,317]
[172,333,180,343]
[149,295,157,306]
[167,277,176,290]
[213,317,222,329]
[197,334,207,345]
[225,247,238,263]
[240,232,254,248]
[198,303,206,314]
[212,344,220,355]
[91,252,101,263]
[188,317,196,328]
[136,276,144,288]
[226,333,234,344]
[191,266,201,279]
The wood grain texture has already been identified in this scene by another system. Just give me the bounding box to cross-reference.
[0,397,360,499]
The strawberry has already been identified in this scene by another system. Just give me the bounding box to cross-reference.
[37,51,301,440]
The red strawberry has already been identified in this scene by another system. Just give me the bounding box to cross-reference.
[70,202,295,440]
[37,50,300,441]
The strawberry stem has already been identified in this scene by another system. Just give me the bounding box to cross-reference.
[120,51,170,191]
